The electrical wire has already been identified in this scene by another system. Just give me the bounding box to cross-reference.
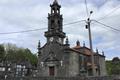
[97,5,120,21]
[0,28,47,35]
[1,19,120,41]
[93,20,120,32]
[63,20,85,26]
[1,4,120,35]
[0,20,85,35]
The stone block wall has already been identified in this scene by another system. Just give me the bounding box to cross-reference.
[1,76,120,80]
[68,51,79,76]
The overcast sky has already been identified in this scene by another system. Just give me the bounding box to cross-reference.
[0,0,120,60]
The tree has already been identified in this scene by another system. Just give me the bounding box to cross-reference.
[106,57,120,75]
[3,43,38,66]
[0,44,5,61]
[24,48,38,66]
[4,43,18,61]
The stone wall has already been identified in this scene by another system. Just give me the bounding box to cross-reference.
[68,51,79,76]
[1,76,120,80]
[99,56,107,76]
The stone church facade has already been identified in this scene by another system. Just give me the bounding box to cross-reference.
[37,0,107,77]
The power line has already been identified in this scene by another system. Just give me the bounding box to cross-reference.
[1,19,120,41]
[0,20,85,35]
[0,2,120,35]
[93,20,120,32]
[63,20,85,26]
[0,28,47,35]
[90,5,120,32]
[0,18,120,35]
[97,5,120,21]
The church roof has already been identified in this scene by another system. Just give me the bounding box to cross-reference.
[72,46,92,56]
[64,47,86,55]
[72,41,105,57]
[72,46,105,57]
[72,40,81,49]
[70,48,83,54]
[73,45,81,49]
[71,41,93,56]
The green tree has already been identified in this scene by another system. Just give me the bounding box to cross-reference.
[111,60,120,75]
[106,61,113,75]
[4,43,18,61]
[4,43,38,66]
[24,48,38,66]
[0,44,5,61]
[106,59,120,75]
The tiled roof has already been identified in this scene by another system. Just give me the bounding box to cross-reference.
[72,46,92,56]
[73,45,81,49]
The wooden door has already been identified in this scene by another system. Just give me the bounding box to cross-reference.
[49,66,55,76]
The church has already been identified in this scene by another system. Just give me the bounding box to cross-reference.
[37,0,107,77]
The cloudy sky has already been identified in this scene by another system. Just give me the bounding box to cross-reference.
[0,0,120,60]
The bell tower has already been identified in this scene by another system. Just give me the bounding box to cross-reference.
[45,0,66,44]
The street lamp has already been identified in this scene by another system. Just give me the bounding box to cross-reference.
[86,11,96,76]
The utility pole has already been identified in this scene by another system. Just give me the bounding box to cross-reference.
[86,11,96,76]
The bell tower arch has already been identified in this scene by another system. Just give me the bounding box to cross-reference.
[45,0,66,44]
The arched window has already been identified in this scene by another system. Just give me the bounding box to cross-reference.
[51,20,54,29]
[57,8,60,13]
[52,8,55,14]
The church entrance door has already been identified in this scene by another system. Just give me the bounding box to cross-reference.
[49,66,55,76]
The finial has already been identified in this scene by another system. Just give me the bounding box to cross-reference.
[76,40,80,46]
[96,48,99,53]
[102,51,105,56]
[66,36,69,45]
[38,40,41,48]
[83,41,86,47]
[38,40,41,56]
